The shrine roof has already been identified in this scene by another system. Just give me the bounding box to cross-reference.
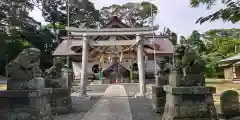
[54,16,173,56]
[53,37,173,56]
[102,16,131,28]
[220,53,240,63]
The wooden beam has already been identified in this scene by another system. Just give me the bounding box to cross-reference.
[65,39,154,46]
[66,25,159,32]
[70,31,155,36]
[89,40,137,46]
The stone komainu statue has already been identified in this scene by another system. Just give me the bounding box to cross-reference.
[7,48,42,78]
[156,58,171,86]
[173,44,206,86]
[6,48,45,89]
[45,57,67,88]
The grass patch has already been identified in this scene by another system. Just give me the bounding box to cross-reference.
[206,79,240,104]
[205,78,231,84]
[0,84,6,90]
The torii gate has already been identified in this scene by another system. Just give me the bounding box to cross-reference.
[58,25,159,97]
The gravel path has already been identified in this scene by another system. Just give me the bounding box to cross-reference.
[124,84,162,120]
[54,95,101,120]
[54,85,109,120]
[55,84,159,120]
[53,83,224,120]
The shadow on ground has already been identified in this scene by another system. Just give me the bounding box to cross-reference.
[128,97,162,120]
[53,96,101,120]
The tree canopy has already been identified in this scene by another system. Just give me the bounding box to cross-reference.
[0,0,239,79]
[190,0,240,24]
[99,1,158,27]
[181,28,240,78]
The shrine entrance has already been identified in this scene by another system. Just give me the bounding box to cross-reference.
[53,16,173,96]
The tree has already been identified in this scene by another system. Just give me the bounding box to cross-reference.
[184,30,206,53]
[202,29,240,78]
[190,0,240,24]
[35,0,101,28]
[0,0,40,30]
[0,0,42,75]
[203,29,240,56]
[180,36,187,44]
[163,28,178,45]
[99,1,158,27]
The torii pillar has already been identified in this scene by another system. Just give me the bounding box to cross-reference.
[80,34,89,96]
[136,34,146,96]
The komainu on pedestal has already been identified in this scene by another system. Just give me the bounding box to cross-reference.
[162,44,218,120]
[45,57,72,114]
[0,48,53,120]
[152,57,171,114]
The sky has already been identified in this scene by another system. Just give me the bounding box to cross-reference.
[29,0,240,37]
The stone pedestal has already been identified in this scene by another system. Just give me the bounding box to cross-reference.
[0,89,53,120]
[152,85,166,114]
[50,88,72,114]
[46,71,72,114]
[67,69,74,88]
[152,58,170,114]
[162,44,218,120]
[162,85,218,120]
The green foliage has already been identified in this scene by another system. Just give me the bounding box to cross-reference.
[182,30,206,53]
[190,0,240,24]
[1,0,237,80]
[163,28,178,45]
[183,28,240,78]
[99,1,158,27]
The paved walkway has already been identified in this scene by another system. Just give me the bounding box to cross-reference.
[81,85,132,120]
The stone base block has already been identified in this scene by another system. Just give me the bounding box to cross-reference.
[52,106,72,115]
[50,88,72,114]
[165,93,215,105]
[152,95,166,107]
[162,114,218,120]
[226,116,240,120]
[152,104,164,114]
[152,85,165,97]
[218,112,240,119]
[163,85,216,95]
[0,89,53,120]
[2,108,53,120]
[162,104,218,120]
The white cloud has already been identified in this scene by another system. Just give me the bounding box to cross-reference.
[30,0,240,36]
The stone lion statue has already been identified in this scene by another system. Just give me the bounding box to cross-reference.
[45,57,67,88]
[45,57,63,78]
[173,44,205,86]
[6,48,45,89]
[7,48,42,78]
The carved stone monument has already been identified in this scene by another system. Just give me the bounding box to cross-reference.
[45,58,72,114]
[162,44,218,120]
[152,58,170,114]
[0,48,53,120]
[219,90,240,119]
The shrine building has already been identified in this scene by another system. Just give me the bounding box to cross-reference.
[53,16,174,84]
